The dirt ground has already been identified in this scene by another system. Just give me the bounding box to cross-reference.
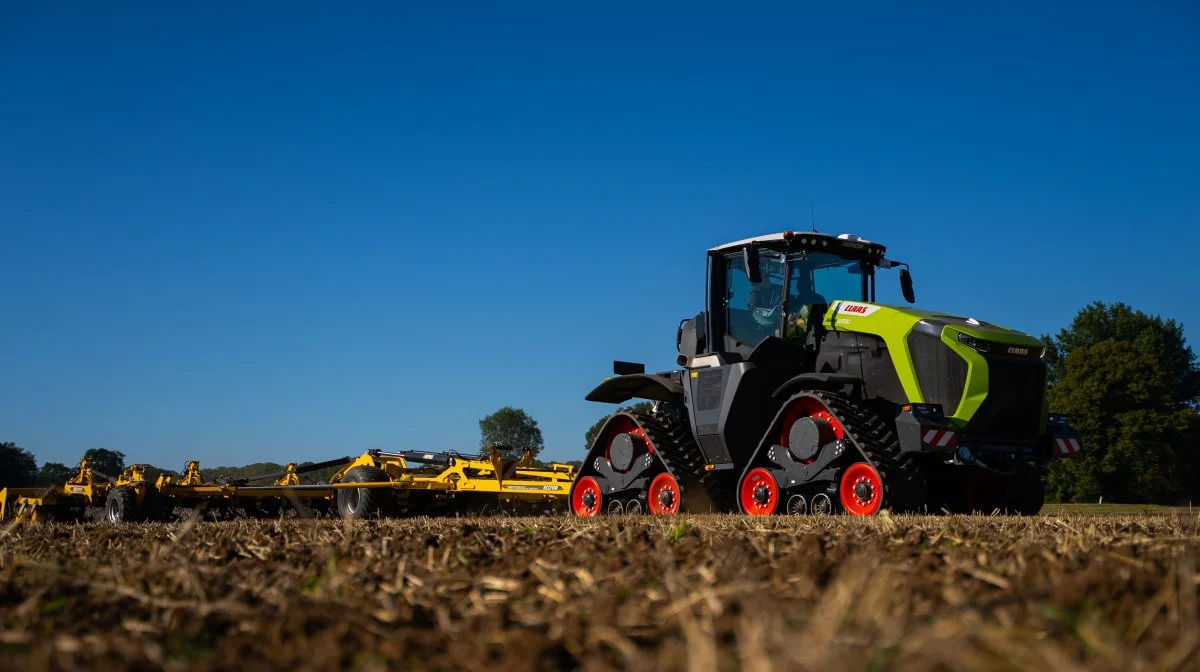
[1,513,1198,671]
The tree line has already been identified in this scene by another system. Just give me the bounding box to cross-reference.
[3,301,1197,504]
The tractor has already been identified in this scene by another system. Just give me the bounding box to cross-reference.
[571,230,1083,517]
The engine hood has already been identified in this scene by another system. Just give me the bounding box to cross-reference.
[824,301,1047,349]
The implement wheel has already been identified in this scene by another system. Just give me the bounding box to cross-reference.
[105,487,141,523]
[336,466,394,520]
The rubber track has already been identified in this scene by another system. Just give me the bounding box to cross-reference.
[801,391,928,513]
[627,408,725,512]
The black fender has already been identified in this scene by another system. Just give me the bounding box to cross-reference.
[772,373,863,400]
[585,373,684,404]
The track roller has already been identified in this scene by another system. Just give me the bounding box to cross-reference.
[785,493,807,515]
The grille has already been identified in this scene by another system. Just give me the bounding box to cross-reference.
[966,356,1047,443]
[907,332,968,415]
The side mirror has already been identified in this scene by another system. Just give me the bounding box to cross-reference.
[900,268,915,304]
[743,244,762,284]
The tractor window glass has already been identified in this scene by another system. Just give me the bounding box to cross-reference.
[784,253,864,340]
[725,253,784,346]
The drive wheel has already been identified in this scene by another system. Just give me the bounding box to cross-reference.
[335,466,394,520]
[571,476,602,517]
[739,467,778,516]
[647,472,680,515]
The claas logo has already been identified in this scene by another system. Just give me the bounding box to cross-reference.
[844,305,870,314]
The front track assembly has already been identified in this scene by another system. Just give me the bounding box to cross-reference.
[736,391,926,517]
[570,406,713,516]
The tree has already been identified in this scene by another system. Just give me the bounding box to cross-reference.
[584,401,654,450]
[83,448,126,479]
[1041,302,1200,504]
[479,407,544,458]
[1042,301,1200,406]
[0,442,38,487]
[38,462,75,487]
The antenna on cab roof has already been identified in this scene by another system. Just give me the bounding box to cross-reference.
[810,200,817,232]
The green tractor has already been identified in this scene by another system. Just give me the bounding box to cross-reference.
[571,230,1082,517]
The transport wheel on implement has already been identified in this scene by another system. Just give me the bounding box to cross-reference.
[739,467,779,516]
[647,472,680,515]
[336,466,393,520]
[571,476,602,517]
[105,486,140,523]
[839,462,883,516]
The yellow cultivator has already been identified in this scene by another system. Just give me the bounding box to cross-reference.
[2,447,576,524]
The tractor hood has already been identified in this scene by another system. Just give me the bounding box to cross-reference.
[826,301,1047,351]
[822,299,1050,425]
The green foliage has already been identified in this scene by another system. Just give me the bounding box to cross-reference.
[1043,301,1199,405]
[479,406,544,457]
[1042,302,1200,504]
[583,401,653,450]
[37,462,74,487]
[82,448,126,479]
[0,441,38,487]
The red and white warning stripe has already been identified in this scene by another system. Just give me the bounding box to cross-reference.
[1053,437,1082,456]
[500,459,519,480]
[923,429,958,449]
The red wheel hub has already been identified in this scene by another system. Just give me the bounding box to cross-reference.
[647,472,680,515]
[839,462,883,516]
[739,467,778,516]
[571,476,602,517]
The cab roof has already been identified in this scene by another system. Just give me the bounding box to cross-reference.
[708,231,888,259]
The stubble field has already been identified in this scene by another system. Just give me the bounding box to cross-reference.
[1,512,1198,671]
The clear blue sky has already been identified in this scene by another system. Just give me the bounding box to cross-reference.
[2,2,1197,469]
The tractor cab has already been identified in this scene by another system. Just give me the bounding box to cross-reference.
[677,231,913,366]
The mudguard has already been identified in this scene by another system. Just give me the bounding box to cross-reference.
[584,373,684,404]
[772,373,863,400]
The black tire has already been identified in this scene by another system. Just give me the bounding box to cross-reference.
[335,466,394,520]
[105,487,141,523]
[1004,463,1045,516]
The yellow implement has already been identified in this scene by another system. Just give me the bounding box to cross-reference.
[3,447,577,523]
[325,447,577,518]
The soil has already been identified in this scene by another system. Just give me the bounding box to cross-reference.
[1,513,1198,671]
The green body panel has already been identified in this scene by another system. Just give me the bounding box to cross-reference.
[820,299,1049,431]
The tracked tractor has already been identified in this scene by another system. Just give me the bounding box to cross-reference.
[572,230,1083,517]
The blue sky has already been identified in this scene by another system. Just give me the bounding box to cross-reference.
[2,2,1197,468]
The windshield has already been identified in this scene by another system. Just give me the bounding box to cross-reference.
[784,252,865,340]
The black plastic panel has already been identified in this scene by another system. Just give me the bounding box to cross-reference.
[907,332,968,415]
[966,357,1047,444]
[857,334,909,404]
